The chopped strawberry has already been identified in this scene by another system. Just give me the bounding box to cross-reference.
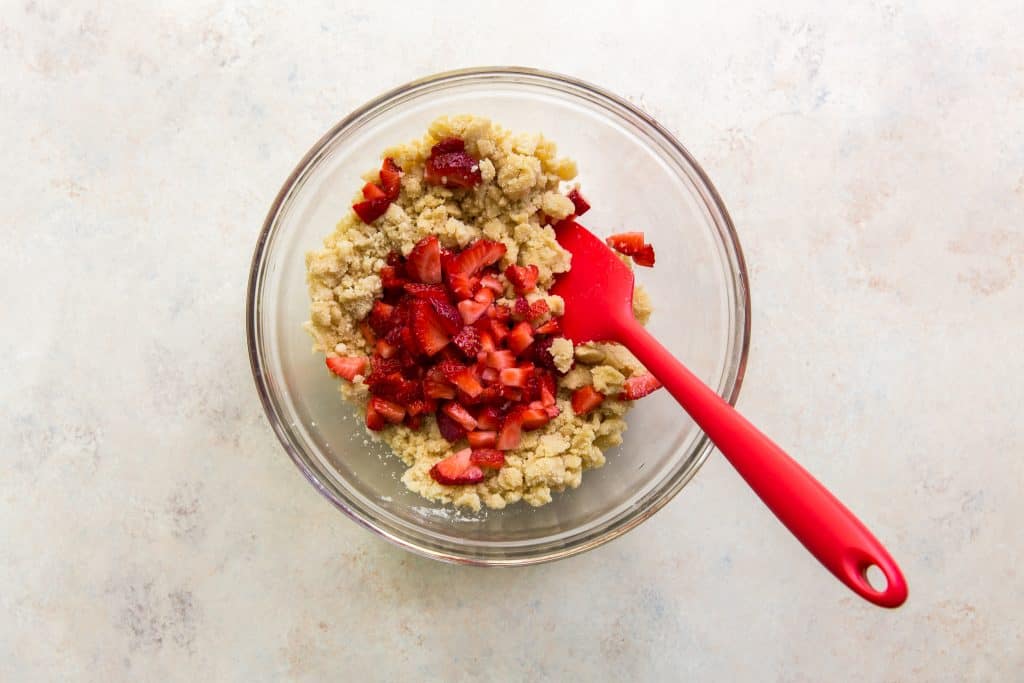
[352,196,391,224]
[449,240,506,278]
[486,349,516,369]
[403,283,448,301]
[370,396,406,424]
[410,299,450,356]
[507,322,535,355]
[496,411,523,450]
[544,404,561,419]
[359,321,376,345]
[452,326,481,357]
[457,299,490,325]
[367,300,396,336]
[442,402,478,431]
[505,264,539,294]
[404,413,422,430]
[423,373,457,400]
[435,411,467,442]
[467,430,498,448]
[533,318,560,335]
[606,232,646,255]
[375,339,398,359]
[405,399,429,417]
[447,272,478,300]
[428,298,463,335]
[498,385,523,402]
[367,373,420,405]
[439,361,483,398]
[571,385,605,416]
[429,448,485,485]
[487,318,509,343]
[490,304,512,322]
[480,367,499,383]
[478,330,496,353]
[632,244,655,267]
[325,356,367,381]
[366,356,401,383]
[365,402,386,431]
[430,137,465,154]
[519,408,550,430]
[379,157,402,200]
[362,182,387,200]
[513,297,531,321]
[469,448,505,469]
[531,337,559,372]
[476,406,502,431]
[480,274,504,293]
[473,287,495,305]
[424,144,482,189]
[380,265,406,292]
[538,372,557,406]
[529,299,550,320]
[406,235,442,284]
[620,373,663,400]
[499,367,532,388]
[567,188,591,216]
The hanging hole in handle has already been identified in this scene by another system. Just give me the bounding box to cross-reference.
[864,564,888,592]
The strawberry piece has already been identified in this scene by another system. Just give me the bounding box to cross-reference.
[375,339,398,359]
[533,318,560,335]
[507,322,535,355]
[447,272,478,300]
[469,448,505,469]
[606,232,646,255]
[435,411,467,442]
[620,373,663,400]
[567,188,591,216]
[359,321,376,345]
[423,370,457,400]
[486,349,516,369]
[365,402,386,431]
[430,137,465,154]
[531,336,559,372]
[476,406,502,431]
[405,413,422,430]
[370,396,406,424]
[405,399,429,417]
[528,299,550,320]
[571,385,605,416]
[442,402,478,431]
[480,274,504,293]
[367,300,396,336]
[632,244,656,267]
[452,326,481,358]
[325,356,367,381]
[410,299,450,356]
[366,356,401,383]
[480,367,499,383]
[467,431,498,449]
[406,235,442,284]
[380,265,406,292]
[428,298,463,335]
[473,287,495,305]
[499,367,532,388]
[496,411,524,450]
[544,404,561,419]
[424,148,482,189]
[379,157,402,200]
[362,182,387,200]
[538,371,557,406]
[439,361,483,397]
[449,240,507,278]
[352,197,390,224]
[519,408,550,430]
[513,297,531,321]
[429,448,484,485]
[457,299,489,325]
[403,283,449,301]
[498,385,523,402]
[504,264,539,295]
[487,318,509,343]
[367,373,420,405]
[478,330,496,353]
[491,304,511,322]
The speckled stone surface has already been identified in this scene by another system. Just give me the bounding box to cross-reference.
[3,2,1022,680]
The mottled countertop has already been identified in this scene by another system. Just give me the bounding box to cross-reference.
[3,2,1022,680]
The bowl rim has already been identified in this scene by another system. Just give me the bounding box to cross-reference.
[246,66,751,566]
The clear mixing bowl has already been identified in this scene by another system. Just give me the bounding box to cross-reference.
[246,67,750,565]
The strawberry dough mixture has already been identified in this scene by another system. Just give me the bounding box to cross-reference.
[305,115,661,510]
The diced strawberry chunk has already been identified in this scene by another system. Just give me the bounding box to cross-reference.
[538,372,557,407]
[544,404,561,419]
[476,406,502,431]
[367,373,420,405]
[362,182,387,200]
[467,430,497,448]
[606,232,646,255]
[499,367,532,388]
[452,326,481,358]
[352,197,390,224]
[449,239,507,278]
[507,322,535,355]
[533,318,560,335]
[571,385,605,416]
[487,318,509,343]
[442,402,478,431]
[325,356,367,381]
[428,298,463,335]
[473,287,495,305]
[379,157,402,200]
[370,396,406,424]
[620,373,663,400]
[423,377,457,400]
[446,272,477,300]
[410,299,450,356]
[480,274,504,293]
[528,299,549,320]
[365,402,386,431]
[424,149,482,189]
[359,321,376,345]
[498,385,523,402]
[367,300,396,336]
[531,336,558,372]
[489,304,511,322]
[406,235,442,284]
[519,408,550,430]
[632,244,656,267]
[429,448,484,485]
[457,299,489,325]
[513,297,531,321]
[380,265,406,292]
[405,399,429,417]
[480,367,499,383]
[504,264,539,294]
[486,349,516,369]
[567,188,591,216]
[403,283,449,301]
[435,411,467,442]
[469,448,505,469]
[496,411,523,450]
[375,339,398,359]
[404,413,422,430]
[430,137,465,155]
[478,330,496,353]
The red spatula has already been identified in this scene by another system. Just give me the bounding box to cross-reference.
[552,219,908,608]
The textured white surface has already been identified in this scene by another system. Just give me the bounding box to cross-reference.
[3,2,1023,680]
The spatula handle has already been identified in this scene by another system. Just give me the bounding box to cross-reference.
[619,318,907,607]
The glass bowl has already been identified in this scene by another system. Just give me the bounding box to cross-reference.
[246,67,750,565]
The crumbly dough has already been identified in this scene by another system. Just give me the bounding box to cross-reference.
[306,115,652,510]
